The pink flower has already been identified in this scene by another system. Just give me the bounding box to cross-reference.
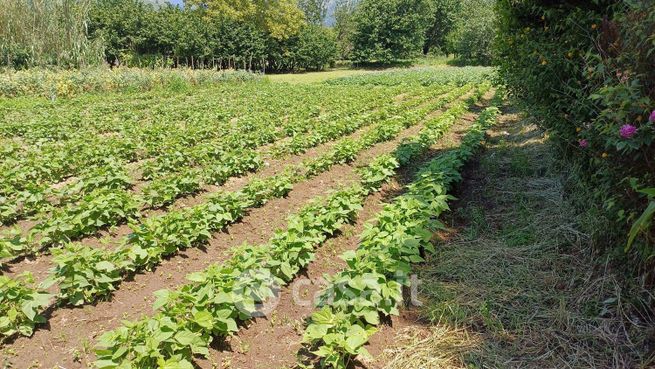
[620,124,637,139]
[578,139,589,148]
[649,110,655,123]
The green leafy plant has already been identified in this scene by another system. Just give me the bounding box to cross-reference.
[300,106,499,368]
[0,273,52,340]
[44,243,122,306]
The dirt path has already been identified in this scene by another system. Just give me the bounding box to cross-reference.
[363,106,652,369]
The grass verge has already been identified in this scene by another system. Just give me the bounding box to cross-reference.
[381,105,654,369]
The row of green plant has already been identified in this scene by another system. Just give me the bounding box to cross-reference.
[0,87,395,225]
[0,83,398,201]
[300,106,499,369]
[0,85,439,261]
[327,66,494,87]
[0,83,404,226]
[132,84,440,208]
[90,88,488,368]
[0,84,478,341]
[0,84,411,218]
[94,185,366,369]
[269,84,453,158]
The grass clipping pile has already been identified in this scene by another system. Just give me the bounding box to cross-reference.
[380,109,652,369]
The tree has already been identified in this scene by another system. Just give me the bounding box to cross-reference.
[351,0,433,63]
[333,0,359,59]
[423,0,460,55]
[447,0,495,65]
[186,0,306,39]
[292,25,338,70]
[298,0,328,25]
[89,0,150,65]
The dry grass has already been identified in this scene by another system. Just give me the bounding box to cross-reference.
[380,327,481,369]
[380,108,654,369]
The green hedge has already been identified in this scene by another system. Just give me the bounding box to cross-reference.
[495,1,655,276]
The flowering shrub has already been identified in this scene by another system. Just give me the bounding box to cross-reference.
[496,1,655,279]
[620,124,637,139]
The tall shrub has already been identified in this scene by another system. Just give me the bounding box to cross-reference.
[351,0,433,63]
[0,0,103,69]
[495,1,655,278]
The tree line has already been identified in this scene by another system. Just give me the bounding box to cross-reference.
[0,0,495,71]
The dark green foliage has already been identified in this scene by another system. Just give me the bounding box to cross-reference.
[447,0,495,65]
[291,25,338,70]
[351,0,434,63]
[87,0,336,72]
[423,0,461,55]
[495,1,655,273]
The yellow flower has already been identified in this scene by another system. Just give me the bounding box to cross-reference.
[602,152,609,158]
[567,52,573,58]
[591,24,598,30]
[576,127,582,133]
[541,60,548,65]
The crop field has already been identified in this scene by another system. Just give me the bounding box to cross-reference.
[2,0,652,367]
[0,67,502,369]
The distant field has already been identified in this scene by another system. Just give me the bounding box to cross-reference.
[265,68,377,84]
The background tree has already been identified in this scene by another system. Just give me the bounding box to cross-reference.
[298,0,328,25]
[423,0,460,55]
[292,25,338,70]
[333,0,359,59]
[447,0,495,65]
[89,0,149,66]
[186,0,306,39]
[351,0,433,63]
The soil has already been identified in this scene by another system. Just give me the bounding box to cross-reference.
[0,91,461,369]
[187,97,490,369]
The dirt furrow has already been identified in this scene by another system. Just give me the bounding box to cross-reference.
[192,108,485,369]
[0,100,454,369]
[0,90,442,280]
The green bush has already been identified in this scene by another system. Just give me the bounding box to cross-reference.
[447,0,495,65]
[495,1,655,275]
[292,25,338,71]
[351,0,433,63]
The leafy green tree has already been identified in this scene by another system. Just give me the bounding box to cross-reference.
[293,25,338,70]
[423,0,460,55]
[89,0,149,65]
[298,0,328,25]
[447,0,495,65]
[351,0,433,63]
[186,0,306,39]
[333,0,359,59]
